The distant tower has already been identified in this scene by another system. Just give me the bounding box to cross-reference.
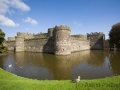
[15,36,25,52]
[48,28,54,37]
[87,32,105,50]
[54,25,71,55]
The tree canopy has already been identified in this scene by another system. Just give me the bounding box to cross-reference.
[109,22,120,48]
[0,29,7,53]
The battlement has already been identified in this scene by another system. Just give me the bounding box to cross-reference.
[17,32,34,39]
[35,32,47,35]
[48,28,54,31]
[17,32,34,36]
[34,33,48,38]
[54,25,70,31]
[71,34,86,38]
[6,25,105,55]
[87,32,104,36]
[8,37,15,41]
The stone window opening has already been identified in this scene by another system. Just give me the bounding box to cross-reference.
[63,48,65,51]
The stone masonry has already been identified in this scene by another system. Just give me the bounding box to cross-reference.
[6,25,105,55]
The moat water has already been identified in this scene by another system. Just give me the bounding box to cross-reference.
[0,50,120,80]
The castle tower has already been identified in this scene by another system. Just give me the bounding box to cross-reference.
[48,28,54,37]
[15,36,25,52]
[87,32,105,50]
[54,25,71,55]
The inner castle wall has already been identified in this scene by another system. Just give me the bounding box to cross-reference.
[6,25,105,55]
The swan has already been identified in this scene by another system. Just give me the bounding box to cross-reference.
[8,64,12,67]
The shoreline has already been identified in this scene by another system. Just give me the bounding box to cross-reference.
[0,53,8,56]
[0,68,120,90]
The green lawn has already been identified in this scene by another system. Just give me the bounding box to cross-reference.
[0,68,120,90]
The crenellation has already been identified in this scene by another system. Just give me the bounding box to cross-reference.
[17,32,34,36]
[6,25,105,55]
[17,32,34,39]
[54,25,70,31]
[87,32,104,36]
[34,33,48,38]
[8,37,15,41]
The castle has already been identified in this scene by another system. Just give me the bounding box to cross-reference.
[6,25,106,55]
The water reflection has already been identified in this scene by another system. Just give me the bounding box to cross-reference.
[0,50,120,80]
[109,51,120,75]
[88,50,106,66]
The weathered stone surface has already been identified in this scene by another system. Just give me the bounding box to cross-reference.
[54,25,71,55]
[15,36,24,52]
[87,32,105,50]
[6,25,105,55]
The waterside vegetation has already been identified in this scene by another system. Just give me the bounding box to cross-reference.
[0,68,120,90]
[0,29,7,53]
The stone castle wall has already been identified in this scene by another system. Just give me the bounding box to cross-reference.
[6,25,105,55]
[70,34,90,52]
[8,37,15,41]
[87,32,105,50]
[24,38,54,53]
[17,32,34,39]
[71,34,87,40]
[71,40,90,52]
[6,41,15,51]
[34,33,48,38]
[15,36,24,52]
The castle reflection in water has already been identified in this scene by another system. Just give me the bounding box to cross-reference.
[0,50,119,80]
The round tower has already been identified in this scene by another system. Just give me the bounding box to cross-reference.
[15,36,24,52]
[48,28,54,37]
[54,25,71,55]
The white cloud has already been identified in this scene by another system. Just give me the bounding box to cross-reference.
[0,0,30,27]
[0,14,19,27]
[0,0,30,14]
[74,21,77,24]
[74,21,82,26]
[23,17,38,26]
[0,0,9,14]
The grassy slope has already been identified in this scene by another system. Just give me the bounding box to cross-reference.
[0,68,120,90]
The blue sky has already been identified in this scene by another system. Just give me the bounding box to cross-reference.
[0,0,120,39]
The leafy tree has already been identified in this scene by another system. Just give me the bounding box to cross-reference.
[0,29,7,53]
[109,22,120,48]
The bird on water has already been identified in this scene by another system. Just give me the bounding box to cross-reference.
[8,64,12,67]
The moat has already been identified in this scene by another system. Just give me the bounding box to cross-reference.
[0,50,120,80]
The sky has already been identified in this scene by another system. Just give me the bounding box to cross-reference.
[0,0,120,39]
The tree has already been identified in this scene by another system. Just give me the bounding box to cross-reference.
[109,22,120,48]
[0,29,7,53]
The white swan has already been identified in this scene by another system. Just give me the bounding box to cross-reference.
[72,76,81,82]
[8,64,12,67]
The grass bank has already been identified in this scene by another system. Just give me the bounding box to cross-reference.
[0,68,120,90]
